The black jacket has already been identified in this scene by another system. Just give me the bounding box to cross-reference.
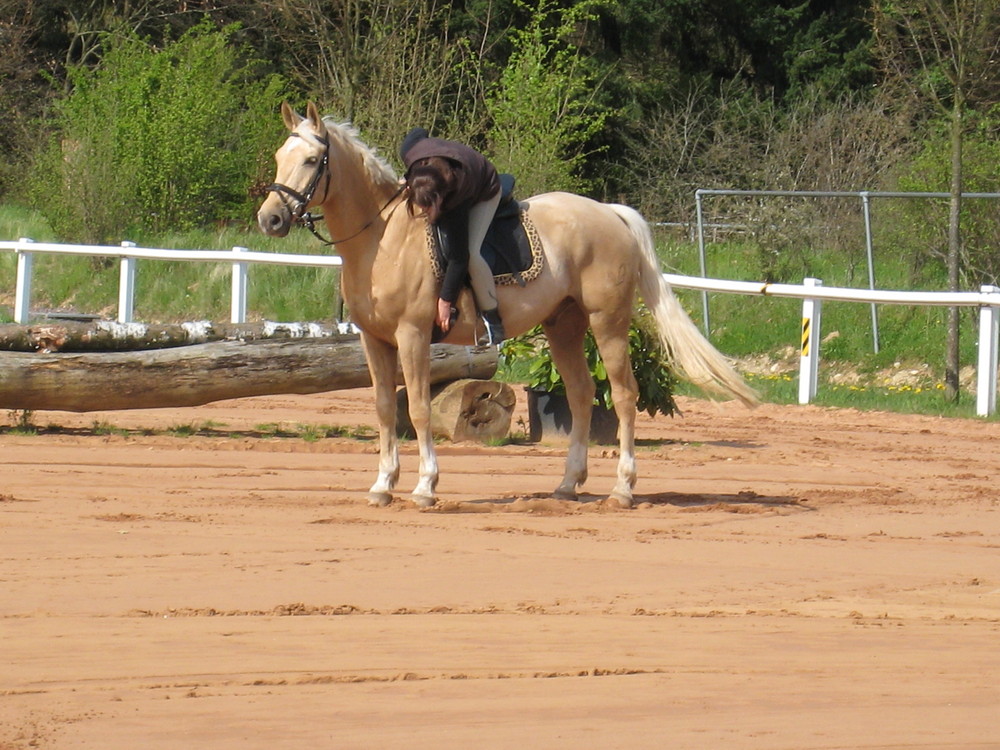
[400,129,500,301]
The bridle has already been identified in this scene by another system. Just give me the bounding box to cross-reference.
[264,130,333,243]
[264,129,404,246]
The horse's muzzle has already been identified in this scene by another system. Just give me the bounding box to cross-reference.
[257,204,291,238]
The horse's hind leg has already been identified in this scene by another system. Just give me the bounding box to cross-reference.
[589,311,639,508]
[542,306,594,500]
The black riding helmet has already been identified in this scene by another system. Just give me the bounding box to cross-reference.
[399,127,429,162]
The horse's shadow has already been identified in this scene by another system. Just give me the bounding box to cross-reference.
[435,489,807,513]
[636,490,808,512]
[635,438,765,450]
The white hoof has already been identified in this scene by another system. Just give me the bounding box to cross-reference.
[609,491,633,509]
[412,493,436,508]
[368,492,393,508]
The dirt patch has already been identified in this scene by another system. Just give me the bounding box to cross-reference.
[2,389,998,748]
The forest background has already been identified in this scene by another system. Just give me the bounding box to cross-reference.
[1,0,999,406]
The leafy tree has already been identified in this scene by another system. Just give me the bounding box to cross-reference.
[29,22,288,243]
[874,0,1000,400]
[593,0,873,103]
[486,0,611,197]
[0,2,51,196]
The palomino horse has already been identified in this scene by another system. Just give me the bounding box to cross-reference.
[258,102,757,508]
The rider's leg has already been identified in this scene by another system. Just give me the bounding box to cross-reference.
[467,191,504,344]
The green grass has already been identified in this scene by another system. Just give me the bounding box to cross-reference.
[655,229,978,371]
[0,411,379,439]
[691,371,984,419]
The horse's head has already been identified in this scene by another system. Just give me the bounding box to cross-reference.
[258,101,331,238]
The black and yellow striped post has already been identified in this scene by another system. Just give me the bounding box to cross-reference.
[798,278,822,405]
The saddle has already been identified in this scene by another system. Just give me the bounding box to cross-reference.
[426,174,544,287]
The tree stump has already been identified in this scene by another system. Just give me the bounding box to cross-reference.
[397,379,516,443]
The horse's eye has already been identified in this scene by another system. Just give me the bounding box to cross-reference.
[305,156,318,166]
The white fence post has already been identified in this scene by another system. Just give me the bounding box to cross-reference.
[118,241,137,323]
[976,285,1000,417]
[798,277,823,405]
[231,246,249,324]
[14,237,34,324]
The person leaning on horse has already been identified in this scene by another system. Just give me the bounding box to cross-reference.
[399,128,505,346]
[258,102,757,509]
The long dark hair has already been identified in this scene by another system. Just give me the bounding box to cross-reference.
[406,156,455,224]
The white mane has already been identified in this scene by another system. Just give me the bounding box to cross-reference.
[322,117,399,187]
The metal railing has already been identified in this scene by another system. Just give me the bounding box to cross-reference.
[694,189,1000,353]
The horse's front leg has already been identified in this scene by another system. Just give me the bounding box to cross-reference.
[397,327,438,507]
[362,333,401,506]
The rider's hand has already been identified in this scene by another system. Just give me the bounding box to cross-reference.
[437,298,453,332]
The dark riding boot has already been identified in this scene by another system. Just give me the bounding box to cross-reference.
[480,307,505,347]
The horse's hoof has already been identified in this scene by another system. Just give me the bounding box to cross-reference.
[553,489,578,502]
[368,492,393,508]
[412,494,436,508]
[609,492,633,509]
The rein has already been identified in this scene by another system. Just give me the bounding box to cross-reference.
[265,131,406,246]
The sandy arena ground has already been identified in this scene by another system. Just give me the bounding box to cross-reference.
[2,388,998,749]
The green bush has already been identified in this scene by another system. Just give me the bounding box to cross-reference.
[29,22,288,244]
[486,0,610,197]
[501,307,677,418]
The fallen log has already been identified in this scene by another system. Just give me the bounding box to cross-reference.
[396,379,516,442]
[0,320,350,353]
[0,336,498,412]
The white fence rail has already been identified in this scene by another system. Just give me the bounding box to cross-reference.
[693,188,1000,354]
[664,273,1000,417]
[1,238,342,326]
[3,238,999,416]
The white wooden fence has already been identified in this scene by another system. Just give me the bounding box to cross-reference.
[663,272,1000,417]
[3,237,999,416]
[1,238,342,327]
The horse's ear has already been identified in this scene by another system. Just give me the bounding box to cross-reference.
[281,101,302,131]
[306,101,324,132]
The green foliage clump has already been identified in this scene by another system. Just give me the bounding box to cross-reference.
[29,22,288,244]
[502,307,677,418]
[486,0,611,197]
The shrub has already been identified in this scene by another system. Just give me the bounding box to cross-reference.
[502,306,677,418]
[486,0,610,197]
[29,22,288,243]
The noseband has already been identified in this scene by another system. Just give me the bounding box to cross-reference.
[264,130,405,246]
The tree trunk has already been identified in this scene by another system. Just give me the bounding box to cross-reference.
[0,338,497,412]
[0,320,350,353]
[945,95,964,402]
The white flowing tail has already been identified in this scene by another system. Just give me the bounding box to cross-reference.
[610,204,759,407]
